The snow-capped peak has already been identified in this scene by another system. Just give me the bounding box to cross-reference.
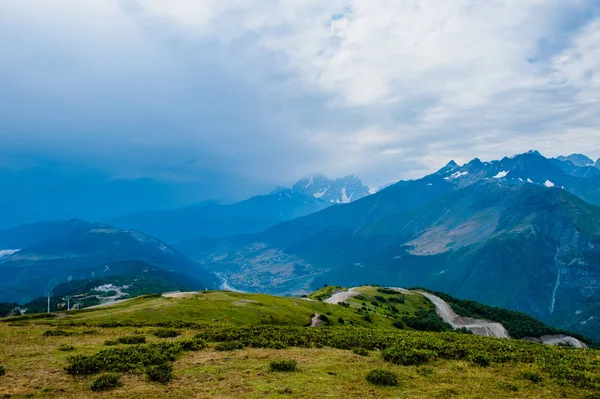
[288,174,373,204]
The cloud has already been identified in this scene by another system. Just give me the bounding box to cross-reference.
[1,0,600,196]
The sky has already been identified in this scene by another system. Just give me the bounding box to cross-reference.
[1,0,600,219]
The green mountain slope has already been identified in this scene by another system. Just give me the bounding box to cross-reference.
[0,287,597,398]
[181,181,600,340]
[0,223,218,303]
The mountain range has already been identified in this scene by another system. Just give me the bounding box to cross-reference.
[2,151,600,341]
[108,175,373,243]
[0,221,217,303]
[174,151,600,340]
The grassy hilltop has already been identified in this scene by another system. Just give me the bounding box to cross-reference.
[0,287,599,398]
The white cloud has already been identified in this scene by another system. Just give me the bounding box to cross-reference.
[1,0,600,190]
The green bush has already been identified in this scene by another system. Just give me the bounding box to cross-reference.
[152,329,180,338]
[382,347,435,366]
[104,340,118,346]
[58,344,75,352]
[402,309,452,332]
[392,321,405,329]
[365,369,398,386]
[214,341,244,351]
[90,373,121,392]
[43,329,72,337]
[374,295,387,303]
[471,354,492,367]
[338,317,345,324]
[180,338,206,351]
[117,335,146,345]
[352,347,369,356]
[377,288,399,295]
[0,365,5,377]
[65,355,103,375]
[497,381,519,392]
[520,371,543,383]
[145,363,174,384]
[269,360,297,372]
[389,296,405,304]
[65,342,182,375]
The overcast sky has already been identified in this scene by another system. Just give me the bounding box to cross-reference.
[1,0,600,197]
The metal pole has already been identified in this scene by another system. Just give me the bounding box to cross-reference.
[47,295,50,313]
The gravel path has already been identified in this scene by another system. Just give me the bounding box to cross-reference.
[416,290,511,338]
[324,288,360,304]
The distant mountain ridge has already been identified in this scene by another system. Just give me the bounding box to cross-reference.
[434,151,600,206]
[176,151,600,341]
[0,220,216,303]
[109,174,373,243]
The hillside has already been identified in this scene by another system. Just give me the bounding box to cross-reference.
[0,222,217,303]
[0,287,598,398]
[177,158,600,340]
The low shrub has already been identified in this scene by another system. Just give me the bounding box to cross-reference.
[338,317,345,324]
[0,365,5,376]
[416,366,434,376]
[365,369,398,386]
[104,340,118,346]
[117,335,146,345]
[389,296,405,304]
[90,373,121,392]
[65,355,103,375]
[214,341,244,351]
[402,310,452,332]
[152,329,180,338]
[269,360,297,372]
[352,347,369,356]
[497,381,519,392]
[65,342,183,375]
[471,354,491,367]
[43,330,72,337]
[180,338,206,351]
[520,371,543,383]
[382,347,435,366]
[58,344,75,352]
[392,321,405,329]
[377,288,399,295]
[145,363,174,384]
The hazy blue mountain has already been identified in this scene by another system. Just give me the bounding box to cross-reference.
[0,221,217,303]
[0,219,94,250]
[177,151,600,340]
[108,190,330,243]
[109,175,372,243]
[556,154,596,167]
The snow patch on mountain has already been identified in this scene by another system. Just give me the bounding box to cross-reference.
[444,171,469,180]
[0,249,19,258]
[544,180,555,188]
[290,174,372,204]
[493,171,509,179]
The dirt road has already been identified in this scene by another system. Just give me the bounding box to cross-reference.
[416,290,510,338]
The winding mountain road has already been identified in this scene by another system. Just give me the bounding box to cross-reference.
[415,290,511,338]
[324,287,361,304]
